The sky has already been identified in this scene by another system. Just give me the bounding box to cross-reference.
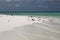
[0,0,60,11]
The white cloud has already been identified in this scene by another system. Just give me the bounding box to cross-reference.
[6,0,12,2]
[37,5,43,7]
[15,4,20,7]
[15,0,20,1]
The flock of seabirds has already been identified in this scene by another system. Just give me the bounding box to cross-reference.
[27,16,50,23]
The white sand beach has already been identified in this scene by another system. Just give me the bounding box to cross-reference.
[0,14,60,40]
[0,15,32,32]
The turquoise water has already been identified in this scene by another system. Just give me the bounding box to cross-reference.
[0,13,60,16]
[0,11,60,16]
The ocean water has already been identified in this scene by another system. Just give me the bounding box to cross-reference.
[0,15,60,40]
